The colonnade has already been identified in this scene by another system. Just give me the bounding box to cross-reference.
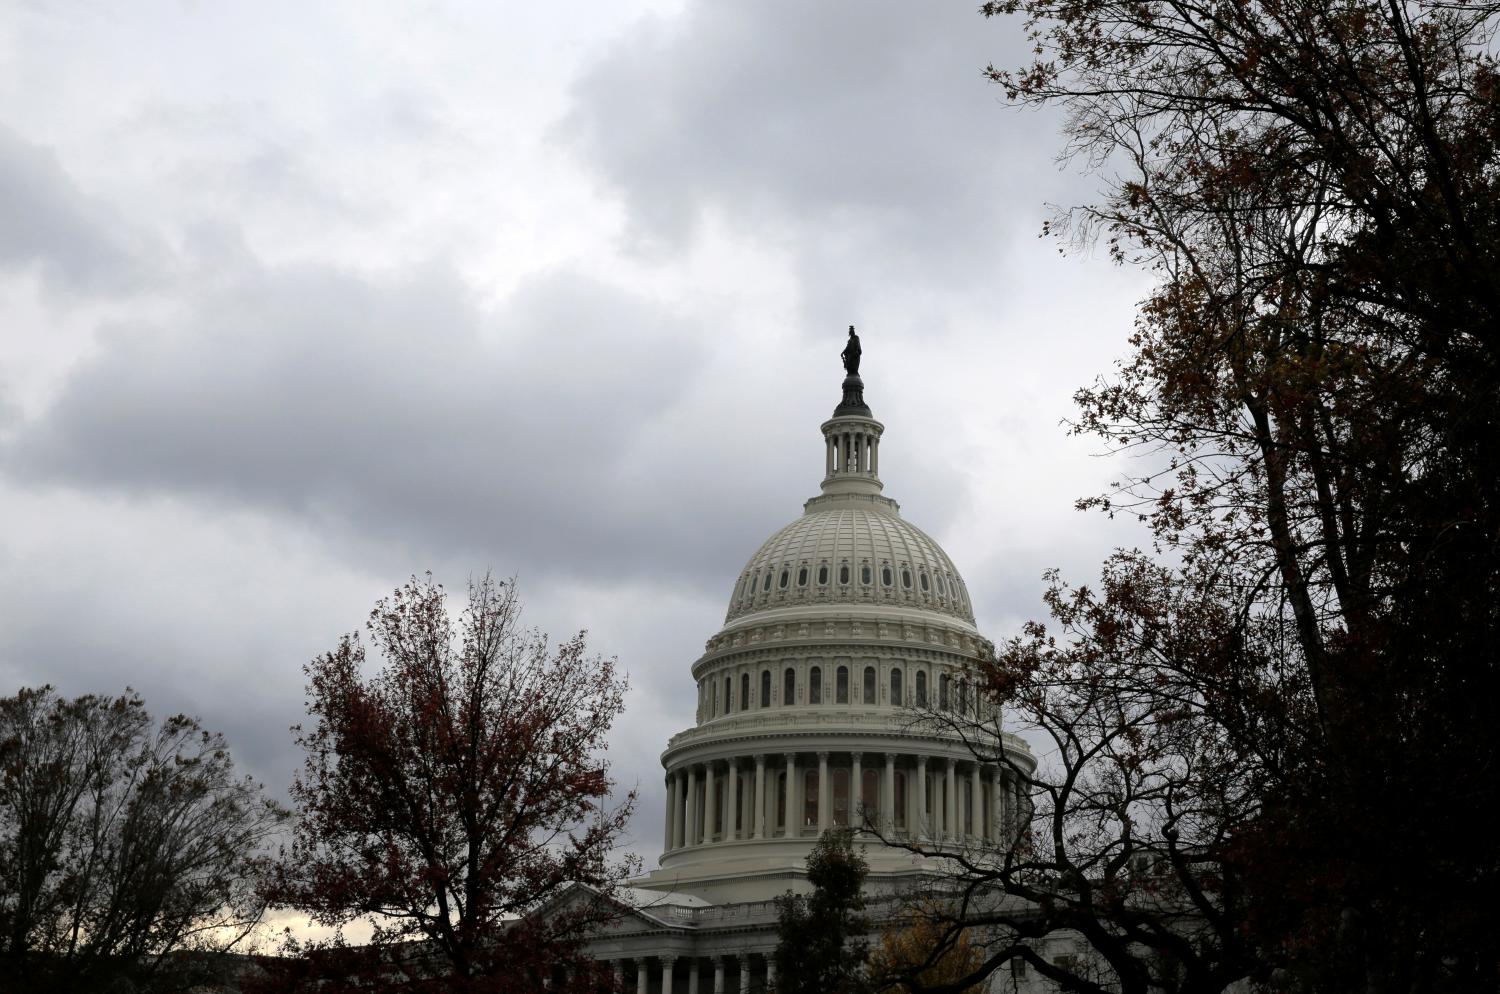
[663,750,1025,853]
[587,952,774,994]
[825,424,880,479]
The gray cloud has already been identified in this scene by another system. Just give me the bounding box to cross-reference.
[0,125,156,291]
[563,1,1063,286]
[0,256,831,592]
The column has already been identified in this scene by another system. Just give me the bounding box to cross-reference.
[883,753,896,834]
[662,957,676,994]
[991,766,1004,845]
[713,956,726,994]
[826,437,834,476]
[872,436,879,475]
[850,752,863,828]
[753,755,767,839]
[636,959,648,994]
[685,767,698,848]
[914,756,928,839]
[688,958,701,994]
[702,763,718,844]
[945,760,958,843]
[784,754,796,837]
[614,961,625,987]
[817,752,831,834]
[969,763,982,841]
[666,774,678,852]
[735,957,748,994]
[726,759,740,842]
[765,955,777,990]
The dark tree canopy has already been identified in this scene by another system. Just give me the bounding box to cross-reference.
[887,1,1500,992]
[263,575,637,994]
[0,686,285,994]
[774,829,873,994]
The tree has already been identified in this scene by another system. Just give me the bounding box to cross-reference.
[0,686,285,994]
[904,0,1500,991]
[869,902,986,994]
[263,574,637,994]
[773,828,873,994]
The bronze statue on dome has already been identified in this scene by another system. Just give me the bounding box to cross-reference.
[841,325,862,376]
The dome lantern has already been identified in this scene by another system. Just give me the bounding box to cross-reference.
[820,327,884,497]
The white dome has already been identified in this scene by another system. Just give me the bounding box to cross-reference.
[724,492,975,625]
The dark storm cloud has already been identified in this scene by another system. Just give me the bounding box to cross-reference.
[564,1,1060,283]
[1,258,804,590]
[0,125,156,291]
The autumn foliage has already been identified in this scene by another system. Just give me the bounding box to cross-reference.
[261,575,637,994]
[870,904,985,994]
[898,0,1500,991]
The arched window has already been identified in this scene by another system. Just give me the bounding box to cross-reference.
[761,669,772,708]
[763,571,773,592]
[779,569,790,589]
[809,667,823,705]
[916,671,928,706]
[861,564,872,585]
[881,565,893,586]
[741,672,751,711]
[839,564,851,585]
[939,674,951,710]
[804,770,820,828]
[891,668,904,706]
[863,666,876,703]
[958,677,969,715]
[836,666,849,704]
[797,566,808,586]
[784,668,796,706]
[833,769,850,827]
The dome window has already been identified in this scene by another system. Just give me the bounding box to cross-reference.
[902,568,913,589]
[863,666,876,703]
[915,671,928,707]
[797,567,808,587]
[783,668,795,706]
[836,666,849,704]
[763,572,773,592]
[860,564,872,585]
[809,666,823,705]
[881,566,893,586]
[890,668,903,706]
[939,674,951,710]
[741,672,751,711]
[779,569,790,589]
[920,572,930,592]
[938,575,948,596]
[761,670,771,708]
[817,565,829,585]
[838,564,850,585]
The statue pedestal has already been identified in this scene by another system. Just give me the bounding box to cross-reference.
[834,374,870,417]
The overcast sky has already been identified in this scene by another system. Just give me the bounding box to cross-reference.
[0,0,1154,897]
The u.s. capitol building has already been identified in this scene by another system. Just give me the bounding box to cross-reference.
[581,343,1037,993]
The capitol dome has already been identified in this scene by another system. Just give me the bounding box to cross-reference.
[635,342,1034,910]
[725,498,975,626]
